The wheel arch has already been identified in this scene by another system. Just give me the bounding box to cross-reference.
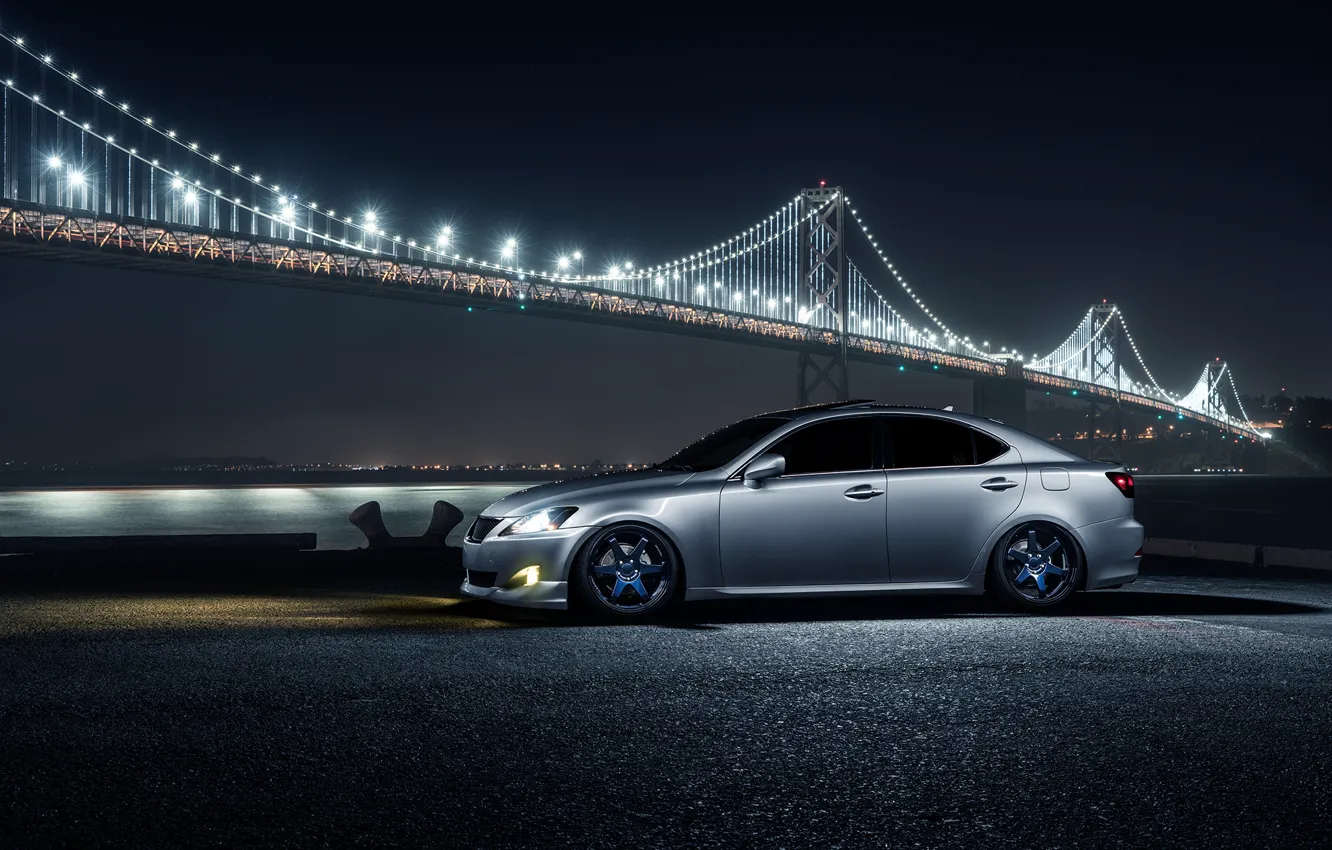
[979,514,1090,591]
[569,515,690,596]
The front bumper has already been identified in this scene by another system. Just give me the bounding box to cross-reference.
[460,525,592,610]
[1077,515,1144,590]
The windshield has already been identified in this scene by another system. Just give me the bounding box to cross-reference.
[656,416,789,472]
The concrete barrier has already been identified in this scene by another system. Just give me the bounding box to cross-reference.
[1142,537,1332,572]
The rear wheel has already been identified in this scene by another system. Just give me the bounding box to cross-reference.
[570,524,680,621]
[989,522,1081,611]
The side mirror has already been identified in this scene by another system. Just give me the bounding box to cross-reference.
[742,453,785,489]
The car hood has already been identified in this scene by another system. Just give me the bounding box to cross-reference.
[482,470,695,518]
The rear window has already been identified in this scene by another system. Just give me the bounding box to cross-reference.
[886,416,1007,468]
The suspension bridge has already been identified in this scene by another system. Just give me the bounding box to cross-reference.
[0,30,1261,443]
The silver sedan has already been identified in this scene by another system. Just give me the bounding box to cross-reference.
[461,401,1143,618]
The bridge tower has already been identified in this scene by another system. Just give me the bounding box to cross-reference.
[1085,304,1123,462]
[1088,303,1120,390]
[1202,360,1228,421]
[795,185,849,405]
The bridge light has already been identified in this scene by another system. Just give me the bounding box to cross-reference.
[171,176,184,189]
[608,265,620,277]
[557,256,570,270]
[184,189,198,205]
[68,170,85,186]
[364,211,377,224]
[46,155,62,169]
[70,72,79,80]
[572,250,582,261]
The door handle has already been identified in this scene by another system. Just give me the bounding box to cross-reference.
[980,477,1019,491]
[844,484,884,500]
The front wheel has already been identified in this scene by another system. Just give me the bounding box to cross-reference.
[989,522,1081,612]
[570,524,681,621]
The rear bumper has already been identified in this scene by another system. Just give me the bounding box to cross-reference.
[1077,515,1144,589]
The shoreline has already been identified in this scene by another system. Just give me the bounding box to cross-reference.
[0,471,575,490]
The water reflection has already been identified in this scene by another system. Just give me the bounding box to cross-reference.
[0,484,534,549]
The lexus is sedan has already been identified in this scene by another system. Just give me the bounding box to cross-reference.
[462,400,1143,619]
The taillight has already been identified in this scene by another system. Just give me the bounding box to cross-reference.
[1105,471,1135,498]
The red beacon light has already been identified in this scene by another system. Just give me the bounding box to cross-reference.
[1105,471,1135,498]
[819,180,826,187]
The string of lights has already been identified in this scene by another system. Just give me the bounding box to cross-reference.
[1030,307,1116,371]
[643,194,835,280]
[1027,308,1097,368]
[843,195,1001,362]
[1115,310,1180,403]
[1227,368,1254,429]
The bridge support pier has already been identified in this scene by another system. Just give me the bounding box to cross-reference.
[972,371,1027,432]
[1086,398,1123,463]
[797,351,849,405]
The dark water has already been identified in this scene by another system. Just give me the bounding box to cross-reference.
[0,484,534,550]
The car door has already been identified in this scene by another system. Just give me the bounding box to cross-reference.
[719,415,889,588]
[882,415,1026,583]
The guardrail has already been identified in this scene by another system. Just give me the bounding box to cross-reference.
[1143,538,1332,572]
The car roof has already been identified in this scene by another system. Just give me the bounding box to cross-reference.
[762,400,1084,464]
[757,399,972,420]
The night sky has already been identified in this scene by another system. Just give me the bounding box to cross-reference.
[1,9,1327,465]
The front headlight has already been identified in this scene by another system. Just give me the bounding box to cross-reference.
[499,507,578,536]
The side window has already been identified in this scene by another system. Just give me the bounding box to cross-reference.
[767,417,875,476]
[973,430,1008,464]
[887,416,978,469]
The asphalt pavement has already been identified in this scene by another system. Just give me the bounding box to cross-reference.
[1,560,1329,848]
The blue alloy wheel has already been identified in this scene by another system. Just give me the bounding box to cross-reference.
[992,522,1080,609]
[577,524,678,617]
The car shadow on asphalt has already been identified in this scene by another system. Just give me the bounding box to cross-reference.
[434,590,1325,631]
[3,554,1324,632]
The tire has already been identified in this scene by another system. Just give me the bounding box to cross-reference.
[988,521,1081,612]
[569,523,682,622]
